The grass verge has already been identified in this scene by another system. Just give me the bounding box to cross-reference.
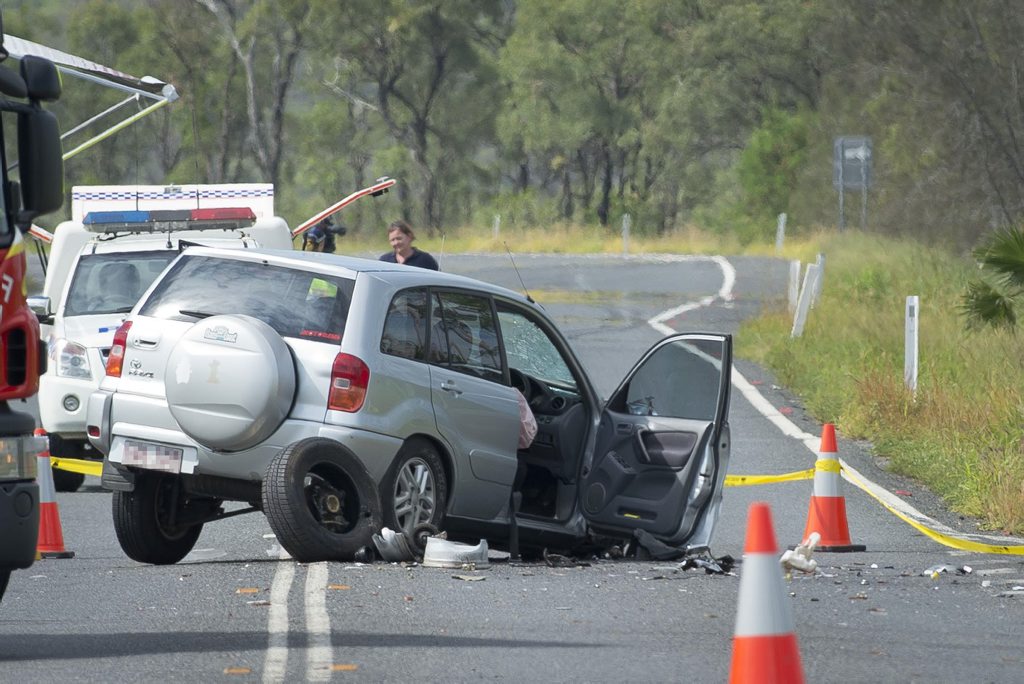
[737,231,1024,534]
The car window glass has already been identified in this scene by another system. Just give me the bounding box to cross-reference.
[429,291,502,382]
[63,251,178,316]
[615,337,725,420]
[381,288,428,360]
[138,254,354,343]
[496,307,576,390]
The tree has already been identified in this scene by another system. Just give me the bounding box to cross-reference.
[499,1,677,227]
[195,0,314,188]
[309,0,511,233]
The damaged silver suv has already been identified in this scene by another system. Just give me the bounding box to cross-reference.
[87,247,732,563]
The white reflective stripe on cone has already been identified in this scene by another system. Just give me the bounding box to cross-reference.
[37,453,57,502]
[733,554,796,637]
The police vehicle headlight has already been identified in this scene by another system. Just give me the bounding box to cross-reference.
[53,338,91,378]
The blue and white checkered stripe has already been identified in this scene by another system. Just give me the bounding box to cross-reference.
[72,188,274,200]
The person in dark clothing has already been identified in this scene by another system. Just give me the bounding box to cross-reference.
[379,219,439,270]
[303,216,346,253]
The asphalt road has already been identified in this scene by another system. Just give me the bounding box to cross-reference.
[3,253,1023,682]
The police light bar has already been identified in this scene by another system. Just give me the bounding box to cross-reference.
[83,207,257,234]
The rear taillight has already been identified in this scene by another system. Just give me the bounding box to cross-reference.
[329,353,369,412]
[105,320,132,377]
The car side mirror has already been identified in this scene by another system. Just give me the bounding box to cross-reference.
[27,294,53,323]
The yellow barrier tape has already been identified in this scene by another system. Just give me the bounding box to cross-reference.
[725,468,814,487]
[840,464,1024,555]
[726,462,1024,553]
[814,458,841,474]
[50,456,103,478]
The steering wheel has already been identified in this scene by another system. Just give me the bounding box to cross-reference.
[510,368,531,400]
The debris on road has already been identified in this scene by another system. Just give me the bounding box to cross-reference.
[452,574,486,582]
[422,537,490,569]
[679,552,736,575]
[922,564,972,578]
[543,549,590,568]
[372,527,417,563]
[780,532,820,575]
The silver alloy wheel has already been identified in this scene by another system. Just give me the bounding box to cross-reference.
[391,456,436,535]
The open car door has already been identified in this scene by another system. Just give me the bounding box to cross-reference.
[580,333,732,550]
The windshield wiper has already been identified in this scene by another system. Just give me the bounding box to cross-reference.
[179,309,218,319]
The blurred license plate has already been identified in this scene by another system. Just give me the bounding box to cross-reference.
[122,440,183,473]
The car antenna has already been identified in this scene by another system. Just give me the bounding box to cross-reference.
[504,242,534,303]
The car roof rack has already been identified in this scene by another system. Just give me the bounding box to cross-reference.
[82,207,257,235]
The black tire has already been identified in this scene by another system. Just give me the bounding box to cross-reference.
[112,473,203,565]
[262,438,382,563]
[0,569,10,603]
[52,467,85,493]
[49,435,90,492]
[381,438,447,538]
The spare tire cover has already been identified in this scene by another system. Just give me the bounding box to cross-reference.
[165,314,296,452]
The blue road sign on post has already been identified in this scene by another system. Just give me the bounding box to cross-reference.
[834,136,873,230]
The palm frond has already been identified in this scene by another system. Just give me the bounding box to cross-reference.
[960,279,1018,331]
[973,226,1024,289]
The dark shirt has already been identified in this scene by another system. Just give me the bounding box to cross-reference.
[379,248,439,270]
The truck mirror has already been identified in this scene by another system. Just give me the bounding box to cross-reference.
[0,66,26,99]
[17,108,63,223]
[19,56,60,102]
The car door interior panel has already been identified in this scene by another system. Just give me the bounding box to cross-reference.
[636,430,698,468]
[582,418,714,537]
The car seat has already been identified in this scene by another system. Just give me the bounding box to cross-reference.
[96,262,141,307]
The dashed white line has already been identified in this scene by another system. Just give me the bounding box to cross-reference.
[305,562,333,681]
[263,551,294,683]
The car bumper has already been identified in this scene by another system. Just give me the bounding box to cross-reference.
[39,372,96,437]
[90,389,404,484]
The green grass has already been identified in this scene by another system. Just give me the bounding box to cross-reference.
[737,231,1024,534]
[336,221,743,257]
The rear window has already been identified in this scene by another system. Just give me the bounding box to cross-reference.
[64,251,178,316]
[138,255,354,343]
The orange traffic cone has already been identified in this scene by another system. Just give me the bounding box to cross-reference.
[36,431,75,559]
[729,502,804,684]
[803,423,865,552]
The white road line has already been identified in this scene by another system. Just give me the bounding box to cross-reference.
[647,254,1021,547]
[263,551,295,683]
[305,562,333,681]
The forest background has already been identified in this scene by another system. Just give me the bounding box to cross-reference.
[10,0,1024,533]
[6,0,1021,251]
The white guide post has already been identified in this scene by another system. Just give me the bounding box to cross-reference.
[622,213,631,255]
[905,295,919,394]
[791,263,820,338]
[775,212,787,255]
[788,260,801,314]
[811,253,825,307]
